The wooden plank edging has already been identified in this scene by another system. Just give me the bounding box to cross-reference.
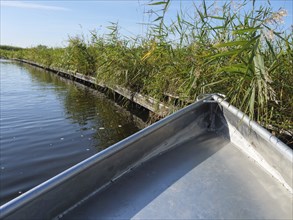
[13,59,172,117]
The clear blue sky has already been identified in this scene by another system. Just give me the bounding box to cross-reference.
[1,0,292,48]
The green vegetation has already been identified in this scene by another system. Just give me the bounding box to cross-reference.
[0,45,23,51]
[1,0,292,144]
[0,45,24,58]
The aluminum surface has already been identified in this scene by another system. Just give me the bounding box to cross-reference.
[63,132,292,219]
[212,94,293,192]
[0,96,292,220]
[0,100,212,219]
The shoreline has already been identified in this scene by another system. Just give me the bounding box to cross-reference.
[10,58,175,118]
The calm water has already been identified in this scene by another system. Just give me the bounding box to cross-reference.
[0,59,144,205]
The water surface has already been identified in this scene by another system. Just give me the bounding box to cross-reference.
[0,59,144,205]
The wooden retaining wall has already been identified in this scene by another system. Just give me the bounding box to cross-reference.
[13,59,174,117]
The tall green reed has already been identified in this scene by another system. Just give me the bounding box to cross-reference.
[1,0,291,142]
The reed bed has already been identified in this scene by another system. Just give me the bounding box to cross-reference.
[1,0,292,145]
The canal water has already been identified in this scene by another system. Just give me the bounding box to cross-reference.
[0,59,145,205]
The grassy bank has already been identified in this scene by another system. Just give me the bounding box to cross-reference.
[1,0,292,144]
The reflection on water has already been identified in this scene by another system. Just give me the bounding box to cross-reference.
[0,60,145,205]
[26,64,145,148]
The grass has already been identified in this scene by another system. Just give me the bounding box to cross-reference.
[0,0,292,145]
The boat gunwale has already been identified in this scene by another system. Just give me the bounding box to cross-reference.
[0,99,207,218]
[0,94,292,219]
[212,94,292,161]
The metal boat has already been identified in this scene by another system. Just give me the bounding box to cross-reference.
[1,94,292,219]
